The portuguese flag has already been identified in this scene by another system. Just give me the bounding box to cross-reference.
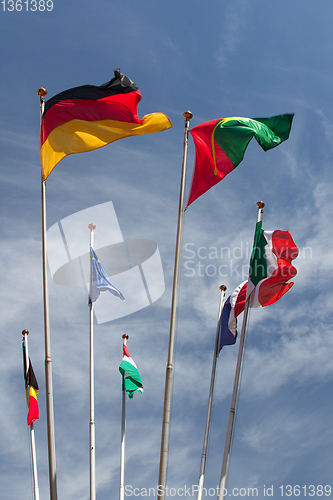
[119,344,143,399]
[187,114,294,206]
[40,68,172,179]
[247,221,299,307]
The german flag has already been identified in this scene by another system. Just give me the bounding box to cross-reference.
[40,68,172,179]
[23,345,39,426]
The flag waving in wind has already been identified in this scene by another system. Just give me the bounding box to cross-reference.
[219,281,247,352]
[89,246,125,303]
[119,344,143,399]
[219,225,298,351]
[187,114,294,206]
[23,344,39,426]
[247,221,299,307]
[40,68,172,179]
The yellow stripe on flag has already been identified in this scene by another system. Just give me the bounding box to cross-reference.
[41,113,172,179]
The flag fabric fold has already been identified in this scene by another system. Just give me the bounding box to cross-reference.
[219,281,247,352]
[40,68,172,179]
[247,221,299,307]
[187,114,294,206]
[219,225,298,351]
[119,345,143,399]
[89,246,125,303]
[23,345,39,426]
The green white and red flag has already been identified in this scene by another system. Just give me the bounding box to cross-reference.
[246,221,299,307]
[119,345,143,399]
[187,114,294,207]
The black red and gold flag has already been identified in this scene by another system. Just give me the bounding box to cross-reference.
[40,68,172,179]
[23,344,39,426]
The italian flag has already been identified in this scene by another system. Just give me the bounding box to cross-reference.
[119,345,143,399]
[247,221,299,308]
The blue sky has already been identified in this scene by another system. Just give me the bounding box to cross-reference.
[1,1,333,499]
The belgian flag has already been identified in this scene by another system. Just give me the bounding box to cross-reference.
[40,68,172,179]
[23,344,39,426]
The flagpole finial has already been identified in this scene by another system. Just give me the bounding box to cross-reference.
[256,201,265,209]
[219,285,227,292]
[122,334,129,340]
[22,329,29,336]
[37,87,47,97]
[183,111,193,120]
[88,223,96,231]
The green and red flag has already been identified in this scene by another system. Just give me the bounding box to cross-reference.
[119,344,143,399]
[186,114,294,207]
[23,344,39,426]
[40,68,172,179]
[246,221,299,307]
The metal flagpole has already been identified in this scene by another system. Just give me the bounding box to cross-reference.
[88,223,97,500]
[158,111,193,500]
[120,333,129,500]
[22,330,40,500]
[217,201,265,500]
[37,87,58,500]
[196,285,227,500]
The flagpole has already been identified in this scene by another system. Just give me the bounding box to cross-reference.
[22,330,40,500]
[88,223,97,500]
[197,285,227,500]
[120,333,129,500]
[217,201,265,500]
[158,111,193,500]
[37,87,58,500]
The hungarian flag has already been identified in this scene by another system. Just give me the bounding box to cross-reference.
[187,114,294,207]
[23,345,39,426]
[89,247,124,304]
[219,281,247,352]
[119,344,143,399]
[247,221,299,307]
[40,68,172,179]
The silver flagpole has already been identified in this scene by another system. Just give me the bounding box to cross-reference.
[120,333,129,500]
[22,330,40,500]
[37,87,58,500]
[196,285,227,500]
[158,111,193,500]
[88,223,97,500]
[217,201,265,500]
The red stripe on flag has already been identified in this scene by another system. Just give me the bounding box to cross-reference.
[40,90,142,146]
[187,120,234,207]
[27,395,39,426]
[123,345,130,358]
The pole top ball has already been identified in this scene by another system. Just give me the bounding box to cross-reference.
[37,88,47,97]
[256,201,265,209]
[88,223,96,231]
[183,111,193,120]
[122,334,129,339]
[219,285,227,292]
[22,329,29,336]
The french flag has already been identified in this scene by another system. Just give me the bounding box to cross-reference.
[219,281,247,353]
